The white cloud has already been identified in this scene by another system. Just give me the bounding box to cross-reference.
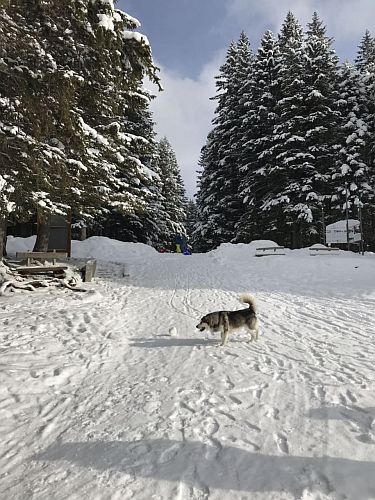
[149,52,224,198]
[225,0,375,39]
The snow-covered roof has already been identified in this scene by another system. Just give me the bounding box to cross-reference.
[326,219,360,230]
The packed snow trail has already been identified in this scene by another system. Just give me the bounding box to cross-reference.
[1,239,375,499]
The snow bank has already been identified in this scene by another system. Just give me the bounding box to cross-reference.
[209,240,279,261]
[6,235,156,264]
[71,236,156,263]
[309,243,332,249]
[7,235,36,254]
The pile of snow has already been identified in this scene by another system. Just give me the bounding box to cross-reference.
[0,261,12,284]
[309,243,335,250]
[7,235,157,264]
[209,240,280,261]
[6,235,36,254]
[71,236,156,263]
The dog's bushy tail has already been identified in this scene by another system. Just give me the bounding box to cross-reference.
[240,294,257,312]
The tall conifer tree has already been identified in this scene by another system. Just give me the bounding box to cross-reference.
[195,35,252,249]
[236,30,281,242]
[0,0,161,253]
[265,12,309,246]
[154,137,187,248]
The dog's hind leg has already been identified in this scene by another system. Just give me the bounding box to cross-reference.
[247,318,259,342]
[220,315,230,346]
[254,318,260,341]
[244,324,254,342]
[246,328,258,342]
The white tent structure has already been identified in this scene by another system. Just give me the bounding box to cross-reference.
[326,219,361,245]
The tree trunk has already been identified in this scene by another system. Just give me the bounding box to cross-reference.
[0,217,7,260]
[33,211,50,252]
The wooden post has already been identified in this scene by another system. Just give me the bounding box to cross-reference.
[33,211,51,252]
[345,183,350,251]
[67,210,72,257]
[358,202,364,255]
[83,260,97,282]
[0,216,7,260]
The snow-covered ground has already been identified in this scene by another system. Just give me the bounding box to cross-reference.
[1,237,375,500]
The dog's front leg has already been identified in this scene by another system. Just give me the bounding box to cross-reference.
[220,330,229,346]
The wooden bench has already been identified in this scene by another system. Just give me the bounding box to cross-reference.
[16,251,68,266]
[15,252,96,282]
[255,246,285,257]
[14,251,68,276]
[16,265,68,276]
[309,247,339,256]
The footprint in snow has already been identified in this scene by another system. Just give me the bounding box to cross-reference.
[229,395,242,405]
[265,406,280,420]
[274,432,289,454]
[205,365,214,375]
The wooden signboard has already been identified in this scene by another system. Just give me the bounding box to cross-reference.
[47,213,72,257]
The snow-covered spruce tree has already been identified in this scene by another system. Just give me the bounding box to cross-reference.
[355,30,375,162]
[194,34,253,250]
[220,32,253,240]
[302,13,342,239]
[193,129,225,252]
[185,199,198,249]
[0,6,20,256]
[97,104,163,246]
[0,1,89,254]
[263,12,310,247]
[104,136,188,248]
[261,12,340,248]
[236,30,282,243]
[0,0,161,253]
[70,0,162,245]
[334,63,373,227]
[355,30,375,70]
[354,31,375,249]
[153,137,187,249]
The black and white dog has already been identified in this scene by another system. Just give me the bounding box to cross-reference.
[196,295,259,346]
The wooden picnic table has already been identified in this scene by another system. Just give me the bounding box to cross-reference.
[255,246,285,256]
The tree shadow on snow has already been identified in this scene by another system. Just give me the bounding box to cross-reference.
[309,405,375,444]
[34,438,375,497]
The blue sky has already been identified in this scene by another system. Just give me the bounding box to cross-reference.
[119,0,229,79]
[118,0,375,197]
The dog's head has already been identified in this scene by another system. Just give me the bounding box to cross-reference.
[196,316,210,332]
